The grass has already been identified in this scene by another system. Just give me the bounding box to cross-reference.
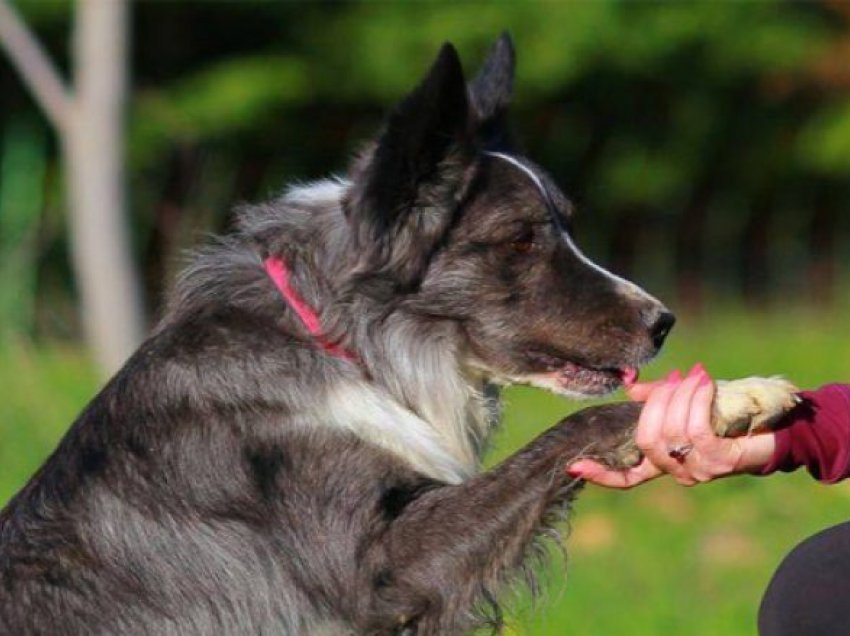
[1,302,849,635]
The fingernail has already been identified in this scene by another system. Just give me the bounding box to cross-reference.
[686,363,701,378]
[697,372,711,387]
[666,370,681,383]
[566,467,584,478]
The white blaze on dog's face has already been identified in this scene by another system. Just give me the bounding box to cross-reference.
[419,151,674,398]
[343,35,674,398]
[470,150,672,397]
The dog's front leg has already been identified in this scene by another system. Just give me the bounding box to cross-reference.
[361,403,641,635]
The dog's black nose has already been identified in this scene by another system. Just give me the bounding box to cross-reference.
[644,308,676,350]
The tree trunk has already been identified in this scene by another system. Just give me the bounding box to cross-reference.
[65,0,143,375]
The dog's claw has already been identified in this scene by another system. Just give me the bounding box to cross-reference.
[711,376,800,438]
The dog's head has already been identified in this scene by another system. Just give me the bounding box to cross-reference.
[343,35,673,397]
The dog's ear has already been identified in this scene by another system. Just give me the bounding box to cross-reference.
[469,32,515,144]
[345,43,474,289]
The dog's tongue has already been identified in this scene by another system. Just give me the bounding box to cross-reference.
[621,367,639,387]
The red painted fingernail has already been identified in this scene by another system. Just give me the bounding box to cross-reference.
[697,372,712,387]
[666,370,681,383]
[566,468,584,478]
[685,363,700,378]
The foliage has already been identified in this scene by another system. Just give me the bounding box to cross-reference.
[2,1,848,342]
[798,99,850,174]
[0,119,45,338]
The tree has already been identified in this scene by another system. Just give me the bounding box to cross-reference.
[0,0,143,376]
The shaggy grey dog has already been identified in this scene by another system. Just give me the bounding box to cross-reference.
[0,35,684,635]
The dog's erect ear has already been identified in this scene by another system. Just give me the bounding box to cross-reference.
[356,43,470,222]
[346,43,474,288]
[469,32,515,142]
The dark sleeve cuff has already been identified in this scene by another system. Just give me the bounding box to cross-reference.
[760,384,850,484]
[761,426,793,476]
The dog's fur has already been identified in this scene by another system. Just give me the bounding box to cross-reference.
[0,36,681,634]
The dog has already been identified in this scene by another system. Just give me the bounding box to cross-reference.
[0,35,797,635]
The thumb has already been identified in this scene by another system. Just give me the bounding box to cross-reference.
[566,459,604,478]
[567,458,661,489]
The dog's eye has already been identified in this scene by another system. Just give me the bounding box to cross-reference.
[510,228,535,254]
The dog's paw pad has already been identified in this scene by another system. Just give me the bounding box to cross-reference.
[712,376,800,438]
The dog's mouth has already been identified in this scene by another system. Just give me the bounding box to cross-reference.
[525,351,639,396]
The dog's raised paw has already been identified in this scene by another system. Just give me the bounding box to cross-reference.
[712,376,800,438]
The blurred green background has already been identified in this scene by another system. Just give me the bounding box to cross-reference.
[2,1,850,634]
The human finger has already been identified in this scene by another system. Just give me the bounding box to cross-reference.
[661,365,706,453]
[634,378,681,469]
[684,372,743,482]
[685,370,717,444]
[655,365,720,480]
[567,458,662,489]
[626,369,681,402]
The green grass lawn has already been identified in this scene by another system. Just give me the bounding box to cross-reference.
[1,303,849,635]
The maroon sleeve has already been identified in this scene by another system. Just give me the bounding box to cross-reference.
[761,384,850,484]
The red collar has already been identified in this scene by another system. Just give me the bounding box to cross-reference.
[264,256,357,363]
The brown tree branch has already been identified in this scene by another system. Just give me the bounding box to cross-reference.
[0,0,73,134]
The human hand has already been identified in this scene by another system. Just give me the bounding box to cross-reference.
[566,364,777,488]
